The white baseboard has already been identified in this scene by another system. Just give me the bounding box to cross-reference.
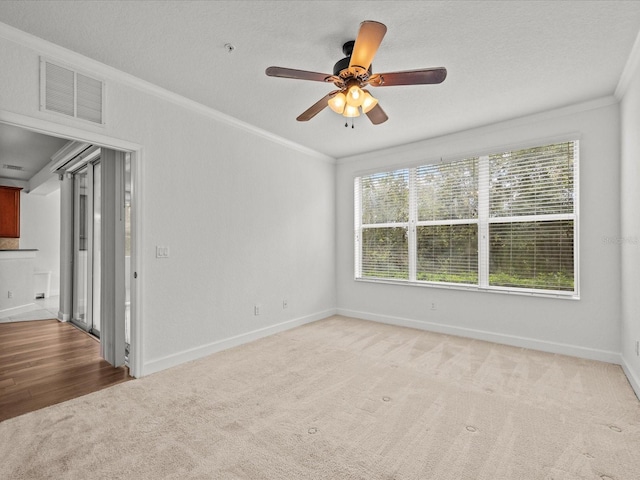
[621,356,640,401]
[337,308,622,365]
[0,302,36,319]
[142,309,337,376]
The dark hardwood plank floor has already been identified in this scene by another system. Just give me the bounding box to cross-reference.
[0,319,131,422]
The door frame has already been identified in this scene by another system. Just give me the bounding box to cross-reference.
[0,109,144,378]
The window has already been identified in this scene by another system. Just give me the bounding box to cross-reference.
[357,169,409,279]
[354,140,578,297]
[415,159,479,284]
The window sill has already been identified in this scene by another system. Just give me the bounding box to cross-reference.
[354,277,579,300]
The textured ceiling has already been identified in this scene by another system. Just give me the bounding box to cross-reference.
[1,0,640,159]
[0,124,67,182]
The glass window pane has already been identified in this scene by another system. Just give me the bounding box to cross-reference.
[361,169,409,224]
[417,224,478,284]
[361,227,408,280]
[416,158,478,221]
[489,220,574,291]
[73,169,88,323]
[490,143,575,218]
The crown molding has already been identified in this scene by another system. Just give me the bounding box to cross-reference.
[615,27,640,100]
[338,95,618,165]
[0,22,335,164]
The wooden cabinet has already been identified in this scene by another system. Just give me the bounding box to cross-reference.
[0,186,22,238]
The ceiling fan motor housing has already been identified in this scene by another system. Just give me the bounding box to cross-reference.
[333,56,351,76]
[333,40,372,79]
[342,40,355,56]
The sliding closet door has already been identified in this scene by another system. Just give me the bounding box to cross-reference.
[71,167,90,330]
[100,148,126,367]
[70,160,101,337]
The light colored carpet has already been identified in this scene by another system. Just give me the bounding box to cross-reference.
[1,315,639,479]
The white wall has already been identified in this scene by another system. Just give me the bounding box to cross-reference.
[19,189,60,296]
[0,252,36,313]
[620,52,640,395]
[337,99,622,362]
[0,29,336,375]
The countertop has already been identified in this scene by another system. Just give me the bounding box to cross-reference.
[0,249,39,251]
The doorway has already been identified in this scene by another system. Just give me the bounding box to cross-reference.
[59,147,131,367]
[0,108,142,377]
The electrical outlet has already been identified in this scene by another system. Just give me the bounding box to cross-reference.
[636,340,640,357]
[254,305,261,316]
[283,299,288,309]
[431,302,436,310]
[7,290,13,299]
[156,246,170,258]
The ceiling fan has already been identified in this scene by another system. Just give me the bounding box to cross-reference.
[265,20,447,125]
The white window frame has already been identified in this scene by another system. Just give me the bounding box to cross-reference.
[354,140,579,299]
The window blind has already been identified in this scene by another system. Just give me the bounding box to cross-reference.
[358,169,409,279]
[416,224,478,283]
[362,227,409,280]
[416,159,478,221]
[488,142,576,291]
[361,169,409,224]
[354,140,578,296]
[415,158,479,284]
[489,143,574,218]
[489,220,574,291]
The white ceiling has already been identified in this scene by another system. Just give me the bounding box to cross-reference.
[0,123,67,183]
[1,0,640,160]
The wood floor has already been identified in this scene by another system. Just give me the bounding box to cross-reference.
[0,319,131,422]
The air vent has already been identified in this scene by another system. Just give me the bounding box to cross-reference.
[40,58,104,125]
[2,164,24,171]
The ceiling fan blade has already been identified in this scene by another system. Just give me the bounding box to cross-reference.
[349,21,387,72]
[369,68,447,87]
[365,103,388,125]
[296,92,338,122]
[266,66,334,83]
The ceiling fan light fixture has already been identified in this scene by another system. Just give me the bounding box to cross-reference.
[361,90,378,113]
[343,104,360,118]
[328,92,347,114]
[346,84,364,107]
